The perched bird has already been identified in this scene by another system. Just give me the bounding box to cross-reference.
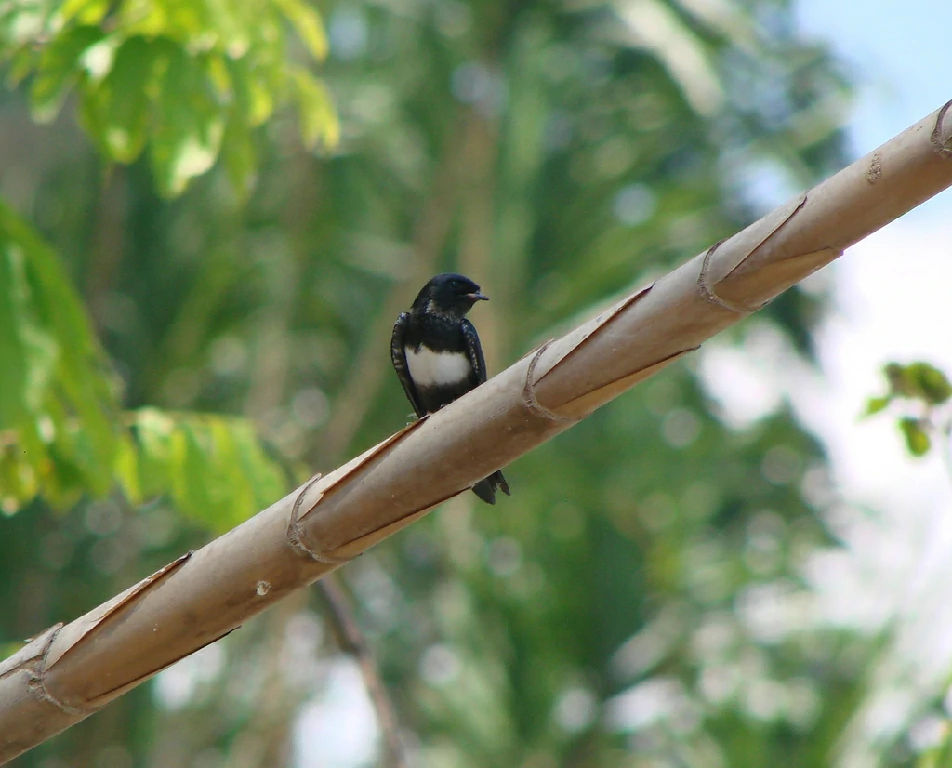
[391,273,510,505]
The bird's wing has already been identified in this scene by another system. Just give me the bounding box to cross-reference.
[391,312,426,418]
[461,319,488,384]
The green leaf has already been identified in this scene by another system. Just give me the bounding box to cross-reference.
[882,362,952,406]
[899,417,931,458]
[30,25,105,123]
[150,44,225,197]
[0,204,119,496]
[884,362,913,397]
[204,418,258,531]
[136,407,176,500]
[113,434,141,504]
[863,394,891,417]
[204,53,233,103]
[227,56,274,127]
[56,0,112,27]
[0,443,38,512]
[906,362,952,405]
[119,0,210,40]
[6,242,60,414]
[13,418,52,507]
[275,0,328,60]
[5,204,119,483]
[229,419,286,510]
[128,408,286,531]
[4,47,37,87]
[179,422,215,520]
[80,36,158,163]
[221,110,257,202]
[291,69,338,151]
[0,246,29,429]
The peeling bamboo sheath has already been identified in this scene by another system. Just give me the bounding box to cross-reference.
[2,102,951,763]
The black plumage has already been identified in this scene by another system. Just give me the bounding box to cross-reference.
[391,273,510,504]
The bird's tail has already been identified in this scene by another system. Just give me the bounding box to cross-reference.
[471,470,511,505]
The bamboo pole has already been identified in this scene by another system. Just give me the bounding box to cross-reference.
[2,100,950,764]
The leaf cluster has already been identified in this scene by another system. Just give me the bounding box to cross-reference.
[1,0,337,196]
[865,362,952,458]
[0,203,287,526]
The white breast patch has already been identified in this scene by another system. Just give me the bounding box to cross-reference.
[406,346,470,387]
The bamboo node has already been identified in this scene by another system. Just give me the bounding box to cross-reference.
[932,99,952,157]
[286,474,352,565]
[522,341,579,423]
[697,239,769,313]
[26,626,97,717]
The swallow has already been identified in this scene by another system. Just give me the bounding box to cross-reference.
[391,273,510,504]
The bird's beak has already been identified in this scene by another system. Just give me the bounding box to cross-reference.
[467,291,489,302]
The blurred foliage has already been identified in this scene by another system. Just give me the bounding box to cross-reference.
[0,197,119,507]
[917,719,952,768]
[120,406,290,531]
[0,0,337,196]
[866,362,952,459]
[2,0,937,767]
[0,205,288,524]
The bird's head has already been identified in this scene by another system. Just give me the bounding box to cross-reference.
[413,273,488,318]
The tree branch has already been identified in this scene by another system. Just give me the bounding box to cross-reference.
[319,575,407,768]
[1,100,951,764]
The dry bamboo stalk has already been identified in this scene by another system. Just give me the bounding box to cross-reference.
[1,100,950,764]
